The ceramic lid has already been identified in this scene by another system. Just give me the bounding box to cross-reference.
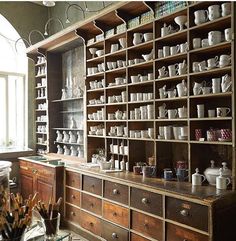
[204,160,219,176]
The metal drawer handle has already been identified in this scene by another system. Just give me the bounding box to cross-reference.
[90,203,94,208]
[183,239,188,241]
[113,212,117,217]
[71,195,75,199]
[141,198,149,204]
[32,169,38,174]
[180,209,189,217]
[112,233,118,239]
[113,189,119,195]
[91,184,95,188]
[144,222,148,228]
[70,211,75,216]
[89,222,94,226]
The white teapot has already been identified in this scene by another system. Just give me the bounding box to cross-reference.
[221,74,232,92]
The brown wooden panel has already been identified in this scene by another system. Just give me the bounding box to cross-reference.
[66,187,80,207]
[130,187,162,216]
[166,197,208,232]
[36,177,54,204]
[102,221,129,241]
[104,181,128,205]
[79,210,102,236]
[103,201,129,228]
[131,210,163,240]
[20,170,34,199]
[65,204,80,224]
[131,233,150,241]
[167,223,209,241]
[66,170,81,189]
[82,175,102,196]
[81,193,102,216]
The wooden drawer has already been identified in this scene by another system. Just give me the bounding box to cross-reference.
[65,204,80,224]
[167,223,209,241]
[82,175,102,196]
[66,187,80,207]
[81,193,102,216]
[131,233,150,241]
[103,201,129,228]
[131,210,163,241]
[166,197,208,232]
[130,187,162,216]
[104,181,128,205]
[65,170,80,189]
[79,210,102,236]
[102,221,129,241]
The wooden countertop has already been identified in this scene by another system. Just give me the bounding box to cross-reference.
[65,163,236,205]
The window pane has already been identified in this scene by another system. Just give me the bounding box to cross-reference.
[0,76,6,145]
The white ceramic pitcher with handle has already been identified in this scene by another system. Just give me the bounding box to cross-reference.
[133,33,143,45]
[221,74,232,92]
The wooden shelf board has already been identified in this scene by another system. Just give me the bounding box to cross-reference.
[128,80,154,87]
[87,88,105,93]
[156,118,188,122]
[106,136,127,140]
[36,109,47,112]
[155,74,188,82]
[53,128,84,131]
[36,97,47,100]
[190,117,232,121]
[87,72,104,78]
[36,143,47,146]
[189,41,232,55]
[127,20,153,33]
[129,137,154,142]
[127,40,153,51]
[35,85,47,89]
[105,66,126,74]
[54,141,83,145]
[156,139,188,143]
[127,60,153,69]
[87,120,105,122]
[106,102,126,106]
[88,135,106,138]
[189,92,232,99]
[128,119,154,122]
[52,97,83,102]
[106,120,127,122]
[155,29,188,43]
[105,31,126,42]
[105,84,127,90]
[155,52,187,63]
[35,74,46,78]
[105,48,126,58]
[190,141,232,146]
[189,66,231,77]
[86,55,104,63]
[128,100,154,105]
[87,104,105,107]
[155,97,188,102]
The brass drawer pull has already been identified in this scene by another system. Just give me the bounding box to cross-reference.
[71,195,75,199]
[89,222,94,226]
[112,232,118,239]
[91,184,95,188]
[90,203,94,208]
[144,222,149,229]
[180,209,189,217]
[112,189,119,195]
[32,169,38,174]
[70,211,75,216]
[113,212,117,217]
[141,197,149,204]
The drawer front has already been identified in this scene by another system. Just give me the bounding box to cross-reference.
[65,204,80,224]
[166,197,208,232]
[131,233,150,241]
[79,210,102,236]
[130,187,162,216]
[66,187,80,207]
[104,181,128,205]
[103,201,129,228]
[131,210,163,241]
[82,175,102,196]
[167,223,209,241]
[102,221,129,241]
[81,193,102,216]
[66,170,80,189]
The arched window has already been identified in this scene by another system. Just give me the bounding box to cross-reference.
[0,14,28,149]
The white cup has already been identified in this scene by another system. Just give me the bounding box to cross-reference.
[148,128,154,139]
[198,60,206,72]
[221,3,231,17]
[167,89,176,98]
[158,49,164,58]
[168,109,177,119]
[208,109,215,118]
[193,38,201,49]
[197,104,204,118]
[148,73,154,80]
[164,126,172,140]
[216,107,230,117]
[219,54,231,68]
[207,56,218,69]
[168,64,178,77]
[224,28,232,42]
[178,107,187,118]
[216,175,231,190]
[201,38,209,48]
[110,43,119,53]
[180,42,188,53]
[192,62,199,72]
[208,31,222,46]
[194,10,209,25]
[158,66,168,78]
[178,62,187,75]
[201,87,211,95]
[170,45,180,56]
[180,126,188,137]
[163,46,170,57]
[208,5,221,21]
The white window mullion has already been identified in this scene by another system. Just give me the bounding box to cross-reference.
[5,75,9,145]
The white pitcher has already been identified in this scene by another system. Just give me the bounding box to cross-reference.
[221,74,232,92]
[208,31,222,46]
[133,33,143,45]
[194,10,208,25]
[176,79,187,97]
[161,23,171,37]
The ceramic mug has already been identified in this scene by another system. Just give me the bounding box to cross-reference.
[168,109,177,119]
[208,31,222,46]
[158,49,164,58]
[219,54,231,68]
[193,38,201,49]
[178,107,187,118]
[194,10,209,25]
[180,42,188,53]
[208,5,221,21]
[216,175,231,190]
[207,56,218,69]
[197,104,204,118]
[208,109,215,118]
[192,62,199,72]
[176,168,188,181]
[201,38,209,48]
[158,66,168,78]
[110,43,119,53]
[221,3,231,17]
[216,107,230,117]
[164,169,173,180]
[198,60,206,72]
[142,166,156,178]
[224,28,232,41]
[168,64,178,77]
[163,46,170,57]
[170,45,180,56]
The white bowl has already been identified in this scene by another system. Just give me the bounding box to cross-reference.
[96,49,104,57]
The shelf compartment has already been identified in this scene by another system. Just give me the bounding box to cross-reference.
[127,40,153,51]
[87,55,104,63]
[105,84,127,90]
[189,92,232,99]
[54,141,83,145]
[155,97,188,102]
[127,60,153,70]
[155,74,188,82]
[52,128,83,131]
[190,141,232,146]
[86,72,105,78]
[105,49,126,58]
[190,117,232,121]
[155,29,188,43]
[105,66,126,74]
[189,66,231,77]
[155,52,187,63]
[87,88,105,93]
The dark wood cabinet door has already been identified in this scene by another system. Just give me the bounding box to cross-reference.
[166,197,208,232]
[102,221,129,241]
[104,181,129,205]
[131,210,163,241]
[166,223,209,241]
[130,187,162,216]
[20,171,34,200]
[36,177,54,204]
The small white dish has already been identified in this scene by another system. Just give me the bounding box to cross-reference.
[218,138,231,142]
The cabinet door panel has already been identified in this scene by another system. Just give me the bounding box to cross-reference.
[36,178,54,204]
[66,171,80,189]
[82,175,102,196]
[81,193,102,216]
[66,187,80,207]
[65,204,80,224]
[20,171,34,199]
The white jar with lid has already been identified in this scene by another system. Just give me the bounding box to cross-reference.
[0,161,12,210]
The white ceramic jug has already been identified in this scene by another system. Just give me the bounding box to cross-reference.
[194,10,208,25]
[221,74,232,92]
[133,33,143,45]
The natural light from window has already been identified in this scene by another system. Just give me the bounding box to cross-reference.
[0,14,27,150]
